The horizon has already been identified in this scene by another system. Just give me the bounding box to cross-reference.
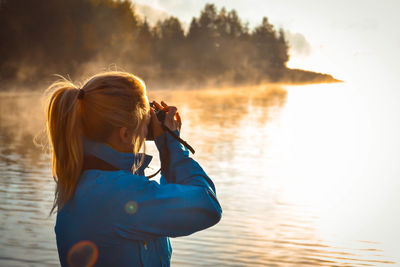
[131,0,400,84]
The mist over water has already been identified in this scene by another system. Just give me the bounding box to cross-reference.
[1,82,399,266]
[0,0,339,92]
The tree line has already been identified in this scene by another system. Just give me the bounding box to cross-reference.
[0,0,333,89]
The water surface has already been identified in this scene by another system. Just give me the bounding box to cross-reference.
[0,83,398,266]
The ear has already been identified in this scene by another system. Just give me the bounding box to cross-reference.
[119,127,133,144]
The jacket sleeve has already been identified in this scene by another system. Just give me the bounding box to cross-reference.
[156,130,217,195]
[112,131,222,240]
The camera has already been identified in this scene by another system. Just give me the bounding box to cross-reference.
[146,102,166,140]
[146,101,195,154]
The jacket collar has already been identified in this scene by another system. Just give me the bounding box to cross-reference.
[82,136,152,174]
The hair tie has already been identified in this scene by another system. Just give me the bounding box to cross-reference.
[77,88,85,99]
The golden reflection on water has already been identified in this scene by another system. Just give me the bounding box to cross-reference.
[0,84,398,266]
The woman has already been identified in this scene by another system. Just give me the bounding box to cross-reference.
[45,71,222,266]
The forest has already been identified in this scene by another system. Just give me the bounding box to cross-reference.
[0,0,339,90]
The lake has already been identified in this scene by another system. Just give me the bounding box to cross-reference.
[0,81,399,266]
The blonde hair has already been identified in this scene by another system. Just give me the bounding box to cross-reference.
[45,71,149,215]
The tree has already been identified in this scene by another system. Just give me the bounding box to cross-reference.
[0,1,291,88]
[153,17,185,70]
[276,28,289,67]
[252,17,278,73]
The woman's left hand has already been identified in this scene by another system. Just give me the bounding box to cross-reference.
[151,101,182,132]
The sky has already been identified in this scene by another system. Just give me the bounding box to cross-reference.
[130,2,400,261]
[131,0,400,84]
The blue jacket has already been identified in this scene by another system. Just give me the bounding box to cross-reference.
[55,131,222,266]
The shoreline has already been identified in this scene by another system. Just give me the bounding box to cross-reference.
[0,67,342,92]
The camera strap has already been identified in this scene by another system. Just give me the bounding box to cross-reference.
[145,130,169,179]
[81,155,120,172]
[145,124,194,180]
[162,126,195,154]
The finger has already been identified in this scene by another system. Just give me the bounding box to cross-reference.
[154,101,175,113]
[166,106,177,121]
[152,101,163,110]
[161,101,168,108]
[160,105,176,113]
[176,112,182,131]
[161,101,170,112]
[176,112,181,125]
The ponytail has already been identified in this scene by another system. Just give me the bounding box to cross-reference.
[46,78,84,215]
[45,72,149,216]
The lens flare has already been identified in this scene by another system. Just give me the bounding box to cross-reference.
[67,240,98,267]
[124,200,138,215]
